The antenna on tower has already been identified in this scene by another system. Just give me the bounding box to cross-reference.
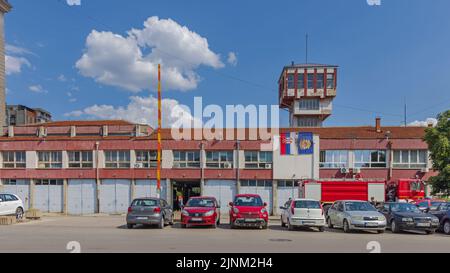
[305,33,309,64]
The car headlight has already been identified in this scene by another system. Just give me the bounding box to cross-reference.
[233,207,239,214]
[352,216,364,221]
[402,217,413,222]
[260,208,267,214]
[181,210,190,217]
[204,210,215,217]
[378,216,386,221]
[432,218,439,223]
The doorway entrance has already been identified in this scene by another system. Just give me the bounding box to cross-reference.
[172,181,201,210]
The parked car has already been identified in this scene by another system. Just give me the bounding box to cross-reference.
[428,202,450,235]
[0,193,24,220]
[326,200,386,233]
[378,202,440,234]
[181,196,221,228]
[229,194,269,229]
[280,198,325,232]
[126,197,174,229]
[414,199,447,212]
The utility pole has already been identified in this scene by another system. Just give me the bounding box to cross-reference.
[157,64,162,198]
[404,99,407,127]
[305,33,309,64]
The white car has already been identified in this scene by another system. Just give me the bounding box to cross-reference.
[280,198,326,232]
[0,193,25,219]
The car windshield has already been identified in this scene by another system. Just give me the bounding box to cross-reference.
[344,202,376,211]
[234,196,263,207]
[185,198,215,208]
[391,203,421,213]
[294,200,321,209]
[132,199,158,207]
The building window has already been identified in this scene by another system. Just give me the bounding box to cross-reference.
[277,180,296,188]
[317,73,325,89]
[297,117,320,127]
[2,151,26,168]
[206,151,234,169]
[354,150,386,168]
[307,73,314,89]
[297,74,304,89]
[393,150,427,169]
[68,151,93,168]
[241,180,272,187]
[173,151,200,168]
[320,150,348,168]
[35,179,63,186]
[104,150,130,169]
[287,74,295,89]
[327,73,334,89]
[298,99,320,110]
[3,179,17,185]
[38,151,62,169]
[244,151,273,169]
[135,150,158,168]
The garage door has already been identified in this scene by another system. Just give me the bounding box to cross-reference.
[277,180,298,211]
[204,180,237,214]
[134,180,167,200]
[2,179,30,210]
[68,180,97,215]
[240,180,273,214]
[99,180,131,214]
[33,179,64,213]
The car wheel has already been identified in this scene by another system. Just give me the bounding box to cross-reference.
[343,220,351,233]
[318,226,325,232]
[15,207,24,220]
[281,217,286,228]
[127,224,134,229]
[327,217,333,229]
[444,220,450,235]
[158,217,165,229]
[391,220,400,233]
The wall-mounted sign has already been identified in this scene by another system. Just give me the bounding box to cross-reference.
[298,132,314,155]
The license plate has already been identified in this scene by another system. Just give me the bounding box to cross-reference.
[365,222,378,227]
[244,219,257,223]
[191,217,203,222]
[417,223,430,227]
[136,217,148,220]
[302,221,315,225]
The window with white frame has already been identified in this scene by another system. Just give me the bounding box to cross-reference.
[68,151,93,168]
[38,151,63,169]
[277,180,296,188]
[135,150,158,168]
[206,151,233,169]
[326,73,335,89]
[287,74,295,89]
[241,180,272,187]
[317,73,325,89]
[244,151,273,169]
[173,151,200,168]
[104,150,130,169]
[354,150,386,168]
[393,150,427,169]
[298,99,320,110]
[35,179,63,186]
[2,151,26,168]
[297,117,320,127]
[320,150,348,168]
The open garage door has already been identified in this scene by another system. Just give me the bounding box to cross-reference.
[2,179,30,210]
[68,180,97,215]
[203,180,237,214]
[240,180,273,214]
[99,180,131,214]
[33,179,63,213]
[134,180,167,200]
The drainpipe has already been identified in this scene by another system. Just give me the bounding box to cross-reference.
[236,140,240,195]
[200,142,205,195]
[95,141,100,213]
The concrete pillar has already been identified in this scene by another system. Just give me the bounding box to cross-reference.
[0,179,4,192]
[29,179,35,209]
[63,179,68,215]
[272,180,278,216]
[0,2,13,128]
[96,178,101,213]
[130,179,135,200]
[167,178,173,207]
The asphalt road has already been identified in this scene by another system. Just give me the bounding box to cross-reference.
[0,215,449,253]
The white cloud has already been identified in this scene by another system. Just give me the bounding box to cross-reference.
[28,85,47,94]
[408,118,438,127]
[227,52,238,66]
[58,74,67,82]
[76,16,224,93]
[5,44,33,55]
[5,55,31,75]
[66,0,81,6]
[64,96,200,128]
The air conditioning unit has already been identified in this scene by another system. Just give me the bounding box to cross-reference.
[353,168,361,174]
[265,163,273,169]
[134,163,144,169]
[420,167,429,173]
[223,162,232,169]
[340,168,349,174]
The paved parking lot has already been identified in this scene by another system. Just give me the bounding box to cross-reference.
[0,215,449,253]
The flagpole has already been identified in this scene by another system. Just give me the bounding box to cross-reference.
[157,64,162,198]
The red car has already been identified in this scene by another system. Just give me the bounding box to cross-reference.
[181,196,220,228]
[229,194,269,229]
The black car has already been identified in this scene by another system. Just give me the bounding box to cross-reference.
[378,202,440,234]
[429,202,450,235]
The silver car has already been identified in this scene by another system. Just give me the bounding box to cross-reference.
[327,200,386,233]
[126,198,174,229]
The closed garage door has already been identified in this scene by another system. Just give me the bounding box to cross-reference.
[204,180,237,214]
[2,179,30,210]
[33,179,64,213]
[68,180,97,215]
[99,180,131,214]
[240,180,273,214]
[276,180,298,215]
[134,180,167,200]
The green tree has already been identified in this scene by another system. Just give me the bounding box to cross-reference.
[424,110,450,196]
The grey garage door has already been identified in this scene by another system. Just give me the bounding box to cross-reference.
[134,180,167,200]
[33,180,64,213]
[68,180,97,215]
[240,180,273,215]
[99,180,131,214]
[203,180,237,214]
[276,180,298,215]
[2,179,30,211]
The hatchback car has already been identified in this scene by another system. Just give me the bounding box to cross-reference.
[428,202,450,235]
[126,197,174,229]
[181,196,220,228]
[327,200,386,233]
[415,199,447,212]
[229,194,269,229]
[378,202,439,234]
[0,193,25,220]
[280,198,325,232]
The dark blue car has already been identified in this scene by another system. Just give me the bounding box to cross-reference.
[429,202,450,235]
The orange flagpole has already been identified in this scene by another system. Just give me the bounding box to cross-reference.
[157,64,162,198]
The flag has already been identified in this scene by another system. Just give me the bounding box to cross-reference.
[280,132,293,155]
[298,132,314,155]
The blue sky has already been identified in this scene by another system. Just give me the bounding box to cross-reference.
[5,0,450,128]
